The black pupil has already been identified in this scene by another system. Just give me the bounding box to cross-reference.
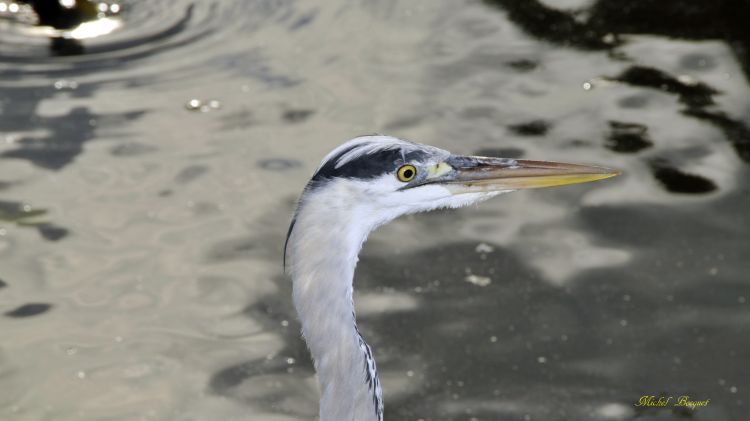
[403,168,414,178]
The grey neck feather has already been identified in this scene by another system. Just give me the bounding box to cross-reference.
[287,183,384,421]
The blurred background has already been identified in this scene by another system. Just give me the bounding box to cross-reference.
[0,0,748,420]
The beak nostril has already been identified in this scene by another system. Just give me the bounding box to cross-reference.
[447,155,519,169]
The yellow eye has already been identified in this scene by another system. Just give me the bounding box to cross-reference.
[397,164,417,182]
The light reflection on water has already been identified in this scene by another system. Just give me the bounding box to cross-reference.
[0,1,748,420]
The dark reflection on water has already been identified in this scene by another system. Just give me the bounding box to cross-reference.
[4,302,53,318]
[650,160,718,194]
[0,200,69,240]
[258,158,302,171]
[609,66,718,108]
[608,66,750,166]
[507,119,550,137]
[109,141,158,157]
[0,200,46,222]
[606,121,653,153]
[483,0,750,73]
[282,109,315,124]
[35,222,69,241]
[174,164,209,184]
[0,105,144,170]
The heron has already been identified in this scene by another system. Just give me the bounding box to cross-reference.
[284,135,618,420]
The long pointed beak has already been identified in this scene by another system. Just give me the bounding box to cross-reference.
[426,156,620,193]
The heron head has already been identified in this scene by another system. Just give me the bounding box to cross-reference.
[284,135,619,268]
[296,135,618,218]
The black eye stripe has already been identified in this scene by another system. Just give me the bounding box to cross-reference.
[312,148,429,182]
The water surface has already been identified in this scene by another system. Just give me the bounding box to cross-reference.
[0,1,748,420]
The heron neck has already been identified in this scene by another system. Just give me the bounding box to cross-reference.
[288,186,382,421]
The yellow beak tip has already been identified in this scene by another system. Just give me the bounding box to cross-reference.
[602,169,622,179]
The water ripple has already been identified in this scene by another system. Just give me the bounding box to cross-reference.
[0,0,297,86]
